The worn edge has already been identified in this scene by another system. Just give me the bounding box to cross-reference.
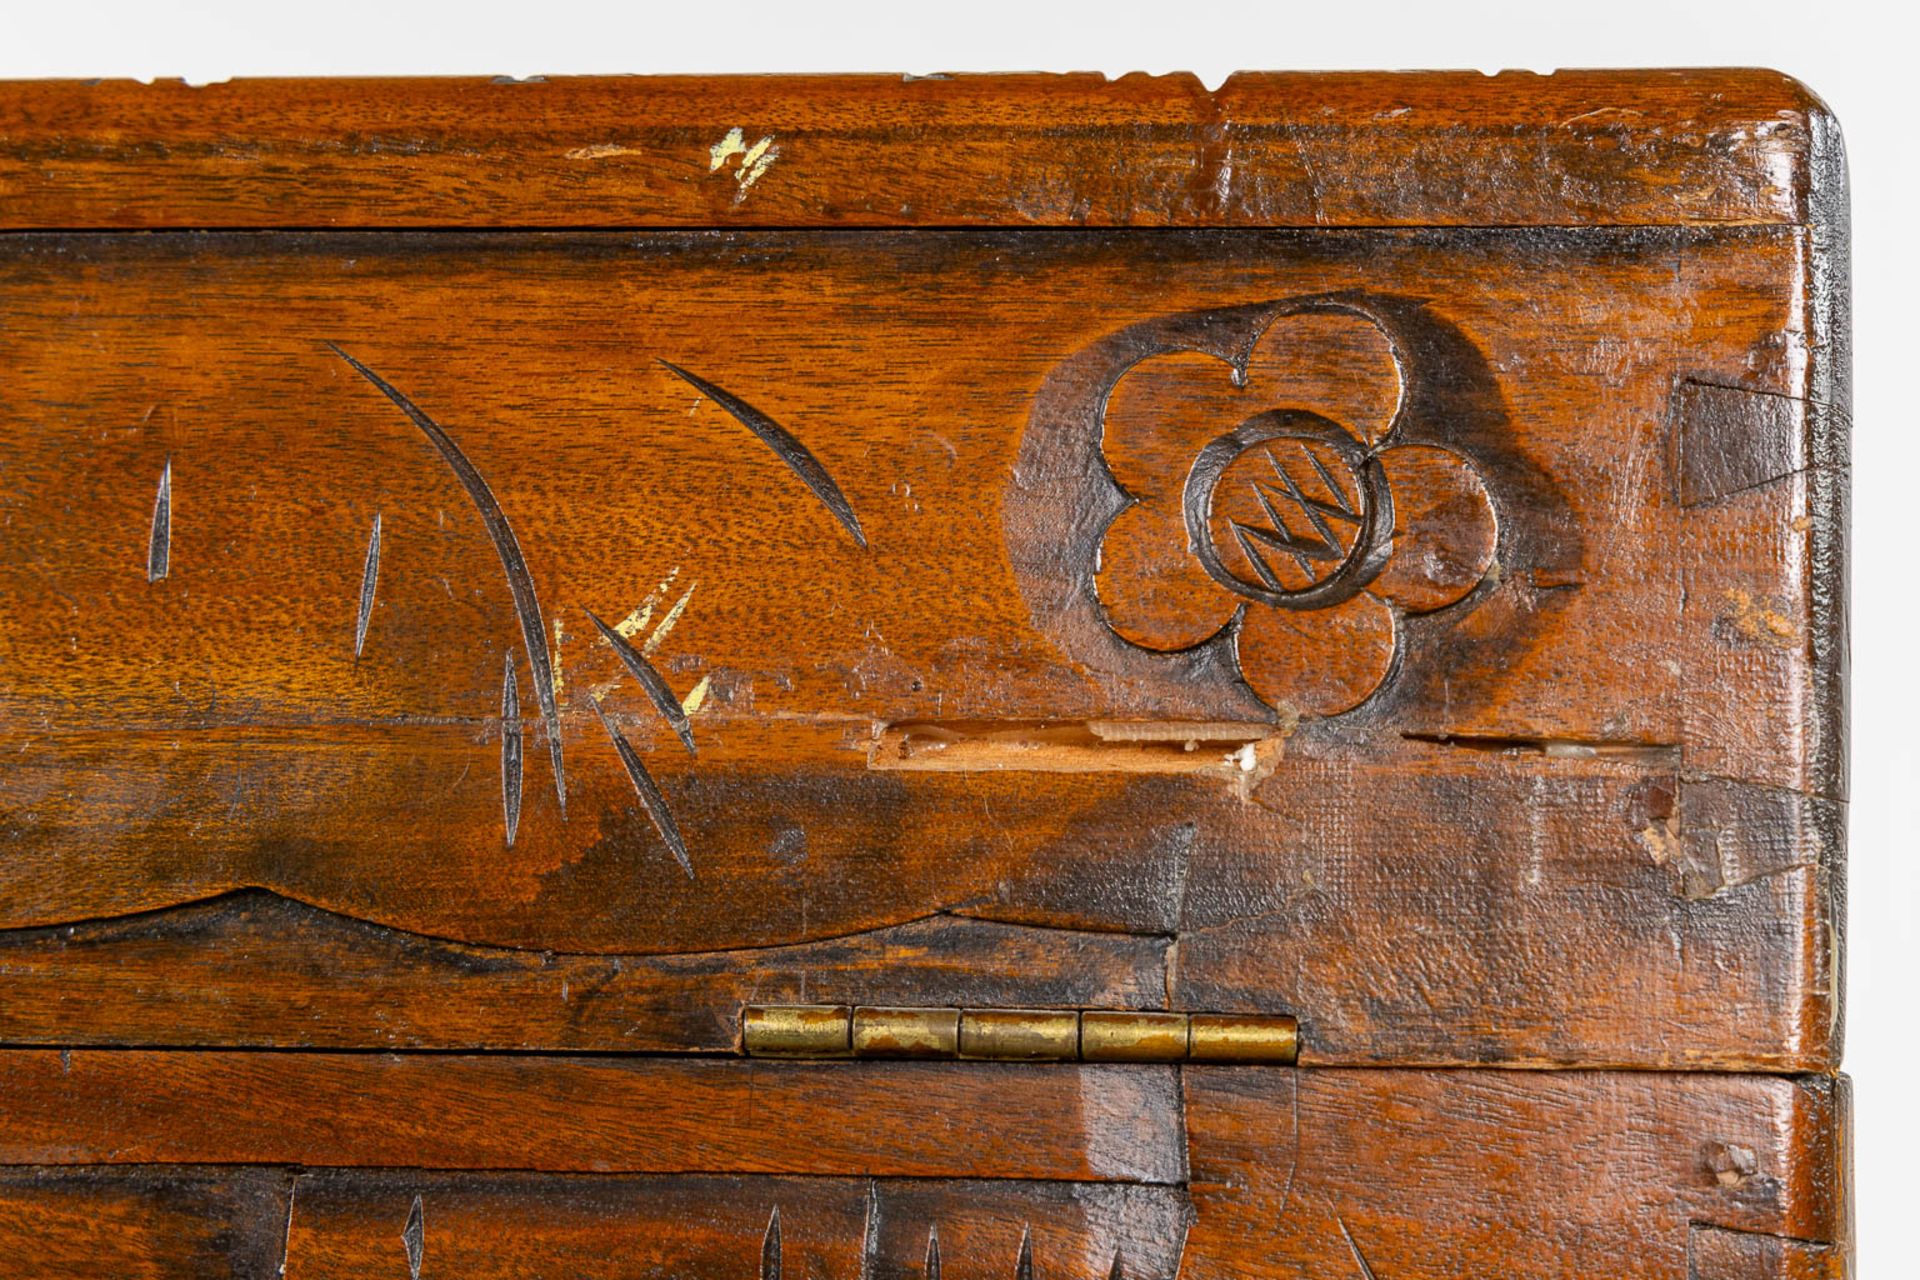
[0,68,1831,230]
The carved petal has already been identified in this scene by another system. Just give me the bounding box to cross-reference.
[1096,501,1240,652]
[1100,350,1248,499]
[1235,592,1396,717]
[1242,310,1402,446]
[1370,445,1498,614]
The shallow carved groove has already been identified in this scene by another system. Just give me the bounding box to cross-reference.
[401,1194,424,1280]
[588,693,693,878]
[585,605,697,754]
[0,888,1171,1051]
[500,653,523,848]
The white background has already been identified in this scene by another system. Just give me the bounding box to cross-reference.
[4,1,1911,1271]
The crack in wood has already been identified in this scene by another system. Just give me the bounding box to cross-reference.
[870,720,1278,775]
[1401,731,1681,764]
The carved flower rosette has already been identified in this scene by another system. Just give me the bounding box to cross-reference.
[1090,303,1505,721]
[1009,293,1506,720]
[1097,305,1500,715]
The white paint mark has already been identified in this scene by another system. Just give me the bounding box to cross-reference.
[709,126,779,203]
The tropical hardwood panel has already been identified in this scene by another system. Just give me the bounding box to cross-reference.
[0,224,1838,1068]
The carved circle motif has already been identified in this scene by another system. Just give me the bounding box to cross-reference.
[1184,410,1393,611]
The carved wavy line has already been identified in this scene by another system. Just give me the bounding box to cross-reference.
[0,885,1176,970]
[329,345,567,820]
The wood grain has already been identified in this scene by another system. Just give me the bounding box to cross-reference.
[0,1068,1849,1279]
[0,71,1832,231]
[0,890,1168,1052]
[1182,1068,1849,1279]
[0,69,1851,1277]
[0,224,1839,1068]
[0,1167,294,1280]
[0,1050,1186,1183]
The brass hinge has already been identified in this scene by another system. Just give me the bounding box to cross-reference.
[741,1005,1297,1064]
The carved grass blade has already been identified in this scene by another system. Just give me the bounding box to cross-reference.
[587,694,692,878]
[146,457,171,582]
[859,1181,882,1280]
[501,652,524,848]
[659,360,867,549]
[761,1206,782,1280]
[584,607,696,755]
[1338,1218,1379,1280]
[354,512,382,658]
[1013,1226,1034,1280]
[331,346,567,816]
[402,1195,425,1280]
[925,1226,941,1280]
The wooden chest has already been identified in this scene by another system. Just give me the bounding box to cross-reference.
[0,70,1850,1277]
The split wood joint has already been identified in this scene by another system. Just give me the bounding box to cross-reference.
[740,1005,1299,1064]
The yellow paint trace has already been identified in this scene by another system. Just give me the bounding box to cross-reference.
[564,142,641,161]
[682,674,713,717]
[709,127,779,202]
[616,566,681,639]
[642,582,698,657]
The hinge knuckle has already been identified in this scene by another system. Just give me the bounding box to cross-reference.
[742,1004,1297,1064]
